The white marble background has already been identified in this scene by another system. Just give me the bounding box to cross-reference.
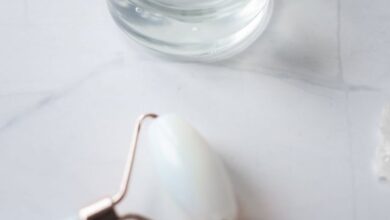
[1,0,390,219]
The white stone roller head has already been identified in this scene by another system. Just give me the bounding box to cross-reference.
[148,114,237,220]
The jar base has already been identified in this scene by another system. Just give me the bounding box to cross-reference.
[108,0,273,61]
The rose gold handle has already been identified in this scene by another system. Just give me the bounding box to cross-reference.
[79,113,158,220]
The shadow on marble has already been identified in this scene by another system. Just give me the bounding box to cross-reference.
[215,0,339,85]
[224,161,275,220]
[340,0,390,92]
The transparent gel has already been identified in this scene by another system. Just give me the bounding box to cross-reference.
[107,0,273,61]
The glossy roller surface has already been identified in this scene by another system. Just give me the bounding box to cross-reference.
[148,114,237,220]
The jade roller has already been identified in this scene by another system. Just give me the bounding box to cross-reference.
[79,113,237,220]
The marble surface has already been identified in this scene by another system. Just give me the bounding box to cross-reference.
[1,0,390,219]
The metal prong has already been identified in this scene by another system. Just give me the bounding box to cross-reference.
[79,198,117,220]
[79,113,158,220]
[112,113,158,204]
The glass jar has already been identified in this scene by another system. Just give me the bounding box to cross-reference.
[107,0,273,61]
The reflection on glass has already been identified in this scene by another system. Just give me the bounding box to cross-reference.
[107,0,273,61]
